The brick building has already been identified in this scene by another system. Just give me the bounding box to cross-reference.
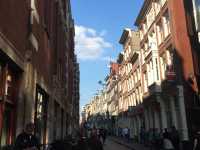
[0,0,79,147]
[82,0,200,147]
[182,0,200,133]
[117,29,142,138]
[135,0,200,144]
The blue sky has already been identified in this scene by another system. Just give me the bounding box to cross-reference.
[71,0,144,110]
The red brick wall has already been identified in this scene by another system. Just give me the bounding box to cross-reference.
[0,0,29,56]
[169,0,197,91]
[0,0,75,100]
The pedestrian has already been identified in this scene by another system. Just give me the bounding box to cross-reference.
[75,132,88,150]
[88,133,103,150]
[193,131,200,150]
[14,122,40,150]
[148,128,154,150]
[87,128,92,139]
[140,127,145,144]
[154,128,162,150]
[92,126,97,137]
[102,129,107,144]
[170,126,180,150]
[99,128,104,144]
[163,128,174,150]
[123,127,129,141]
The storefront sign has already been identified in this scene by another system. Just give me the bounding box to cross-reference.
[166,65,176,82]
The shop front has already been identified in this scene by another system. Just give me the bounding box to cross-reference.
[0,55,22,147]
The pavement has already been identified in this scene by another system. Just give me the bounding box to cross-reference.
[109,136,150,150]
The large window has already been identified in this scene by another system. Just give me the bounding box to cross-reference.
[192,0,200,31]
[160,55,167,80]
[163,10,171,37]
[144,72,148,93]
[35,86,48,145]
[154,0,161,15]
[157,20,164,45]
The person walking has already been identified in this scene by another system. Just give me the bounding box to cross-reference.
[102,129,107,144]
[88,133,103,150]
[193,131,200,150]
[75,132,88,150]
[123,127,129,141]
[163,128,174,150]
[15,122,40,150]
[140,127,145,144]
[170,126,180,150]
[154,128,162,150]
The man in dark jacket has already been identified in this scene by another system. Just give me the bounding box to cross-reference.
[15,123,40,150]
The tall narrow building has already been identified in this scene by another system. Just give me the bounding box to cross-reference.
[0,0,78,147]
[135,0,200,145]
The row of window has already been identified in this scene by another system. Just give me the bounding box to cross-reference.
[143,49,173,93]
[140,0,167,37]
[141,10,170,64]
[119,86,143,111]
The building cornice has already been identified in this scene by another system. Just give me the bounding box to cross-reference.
[135,0,153,26]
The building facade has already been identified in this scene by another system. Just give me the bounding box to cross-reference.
[135,0,200,143]
[82,0,200,147]
[0,0,79,147]
[117,29,142,139]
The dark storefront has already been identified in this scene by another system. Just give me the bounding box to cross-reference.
[0,51,22,147]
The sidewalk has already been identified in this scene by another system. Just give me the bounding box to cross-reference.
[109,136,150,150]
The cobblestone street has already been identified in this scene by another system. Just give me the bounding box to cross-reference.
[104,138,132,150]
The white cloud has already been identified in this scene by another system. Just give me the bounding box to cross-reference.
[75,25,112,60]
[100,30,107,37]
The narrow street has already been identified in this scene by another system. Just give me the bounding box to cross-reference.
[0,0,200,149]
[104,138,131,150]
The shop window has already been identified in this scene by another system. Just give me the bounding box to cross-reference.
[35,86,48,145]
[0,65,18,147]
[5,75,12,102]
[0,105,12,147]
